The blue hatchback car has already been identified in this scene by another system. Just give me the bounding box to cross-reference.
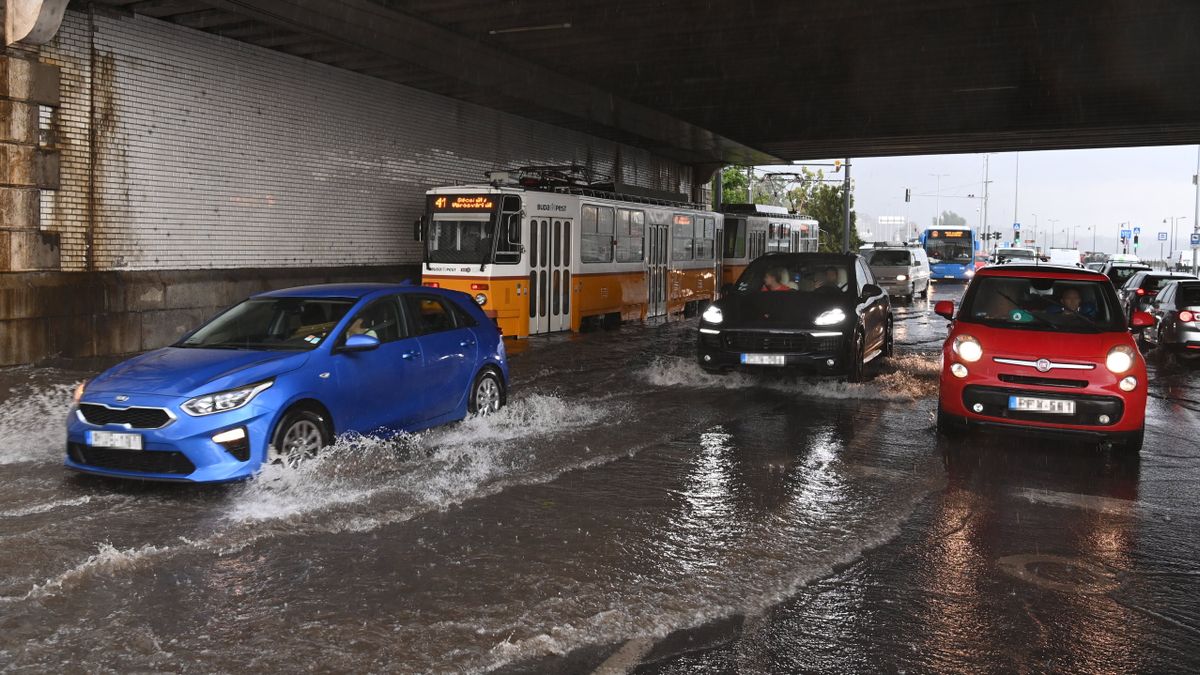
[66,283,508,483]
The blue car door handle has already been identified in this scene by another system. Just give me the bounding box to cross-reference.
[459,339,475,347]
[401,350,418,360]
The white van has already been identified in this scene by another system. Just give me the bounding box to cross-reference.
[865,246,931,301]
[1047,248,1082,267]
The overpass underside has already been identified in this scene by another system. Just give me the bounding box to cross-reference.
[1,0,1198,365]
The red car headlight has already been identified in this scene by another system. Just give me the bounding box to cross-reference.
[1105,345,1135,374]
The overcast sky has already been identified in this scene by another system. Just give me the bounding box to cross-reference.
[757,145,1200,258]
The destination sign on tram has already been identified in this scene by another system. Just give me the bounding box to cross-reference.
[430,194,496,212]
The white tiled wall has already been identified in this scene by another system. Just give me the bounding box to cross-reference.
[37,10,693,271]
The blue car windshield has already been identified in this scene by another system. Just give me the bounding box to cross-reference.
[177,298,355,350]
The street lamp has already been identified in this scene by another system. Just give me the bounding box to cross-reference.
[930,173,949,227]
[1031,213,1039,251]
[1047,218,1060,248]
[1165,216,1189,262]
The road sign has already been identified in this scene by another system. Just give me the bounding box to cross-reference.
[1121,229,1132,239]
[1013,222,1021,230]
[1133,227,1141,235]
[1192,232,1200,247]
[1158,232,1168,241]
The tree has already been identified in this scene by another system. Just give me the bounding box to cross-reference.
[810,180,860,252]
[933,210,967,228]
[718,166,749,205]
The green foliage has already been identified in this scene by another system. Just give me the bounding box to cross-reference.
[934,211,967,228]
[715,165,859,251]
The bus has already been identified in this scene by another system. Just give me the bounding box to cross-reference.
[417,168,723,338]
[719,204,819,287]
[920,226,980,280]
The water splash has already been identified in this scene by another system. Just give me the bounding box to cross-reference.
[0,382,76,465]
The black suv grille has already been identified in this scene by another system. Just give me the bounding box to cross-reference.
[68,442,196,475]
[723,331,841,353]
[78,404,172,429]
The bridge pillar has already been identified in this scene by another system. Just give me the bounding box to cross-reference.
[0,54,61,271]
[5,0,69,46]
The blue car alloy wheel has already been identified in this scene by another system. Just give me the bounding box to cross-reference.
[65,282,509,483]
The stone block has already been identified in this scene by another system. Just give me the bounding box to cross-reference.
[105,274,167,313]
[0,317,47,366]
[0,228,60,271]
[0,143,59,188]
[0,56,60,105]
[93,311,142,357]
[45,312,95,359]
[163,278,238,310]
[0,187,39,228]
[140,307,208,351]
[0,100,37,144]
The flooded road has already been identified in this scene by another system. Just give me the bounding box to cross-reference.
[2,286,1199,673]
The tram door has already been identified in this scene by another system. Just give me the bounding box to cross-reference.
[528,217,572,334]
[714,226,725,294]
[646,222,669,317]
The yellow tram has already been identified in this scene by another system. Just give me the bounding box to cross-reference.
[718,204,820,287]
[417,170,724,338]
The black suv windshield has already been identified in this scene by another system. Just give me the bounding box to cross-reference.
[1109,265,1149,285]
[178,298,355,351]
[735,256,852,294]
[1140,274,1190,292]
[959,277,1125,333]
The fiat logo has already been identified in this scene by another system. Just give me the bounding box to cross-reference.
[1035,359,1051,373]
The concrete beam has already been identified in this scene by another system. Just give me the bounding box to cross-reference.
[4,0,69,46]
[207,0,777,165]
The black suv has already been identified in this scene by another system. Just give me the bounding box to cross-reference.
[697,252,892,381]
[1099,260,1151,289]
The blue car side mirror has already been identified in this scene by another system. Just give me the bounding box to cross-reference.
[343,334,381,352]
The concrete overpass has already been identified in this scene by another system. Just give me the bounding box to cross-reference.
[1,0,1198,365]
[56,0,1200,159]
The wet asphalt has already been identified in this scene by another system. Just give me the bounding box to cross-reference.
[1,284,1198,673]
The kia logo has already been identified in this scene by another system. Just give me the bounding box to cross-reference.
[115,395,129,402]
[1035,359,1051,373]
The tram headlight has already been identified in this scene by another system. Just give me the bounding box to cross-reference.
[474,293,487,306]
[701,305,723,325]
[814,308,846,326]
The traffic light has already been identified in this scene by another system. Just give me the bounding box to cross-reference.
[834,160,842,172]
[1134,234,1139,248]
[904,188,911,202]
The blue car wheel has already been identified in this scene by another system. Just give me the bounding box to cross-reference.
[468,370,504,415]
[269,406,331,465]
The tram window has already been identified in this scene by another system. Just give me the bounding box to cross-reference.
[616,209,645,262]
[724,219,746,258]
[694,217,715,260]
[672,215,694,260]
[495,212,522,265]
[582,204,613,263]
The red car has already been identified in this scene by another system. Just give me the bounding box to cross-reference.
[936,264,1151,452]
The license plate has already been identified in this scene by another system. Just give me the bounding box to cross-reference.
[88,430,143,450]
[741,353,786,366]
[1008,396,1076,414]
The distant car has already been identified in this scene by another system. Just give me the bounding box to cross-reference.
[990,247,1038,265]
[1085,262,1106,272]
[1115,270,1196,322]
[1143,280,1200,363]
[1046,248,1082,267]
[698,252,892,382]
[66,283,509,483]
[1098,260,1151,288]
[936,264,1149,452]
[864,246,931,302]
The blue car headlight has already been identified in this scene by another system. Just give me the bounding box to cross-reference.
[814,308,846,326]
[182,380,273,417]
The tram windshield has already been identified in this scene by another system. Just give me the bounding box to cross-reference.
[427,216,495,264]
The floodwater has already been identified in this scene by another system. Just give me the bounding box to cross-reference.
[2,286,1198,673]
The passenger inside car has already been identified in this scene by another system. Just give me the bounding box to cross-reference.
[967,277,1120,330]
[1051,287,1097,319]
[761,268,793,292]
